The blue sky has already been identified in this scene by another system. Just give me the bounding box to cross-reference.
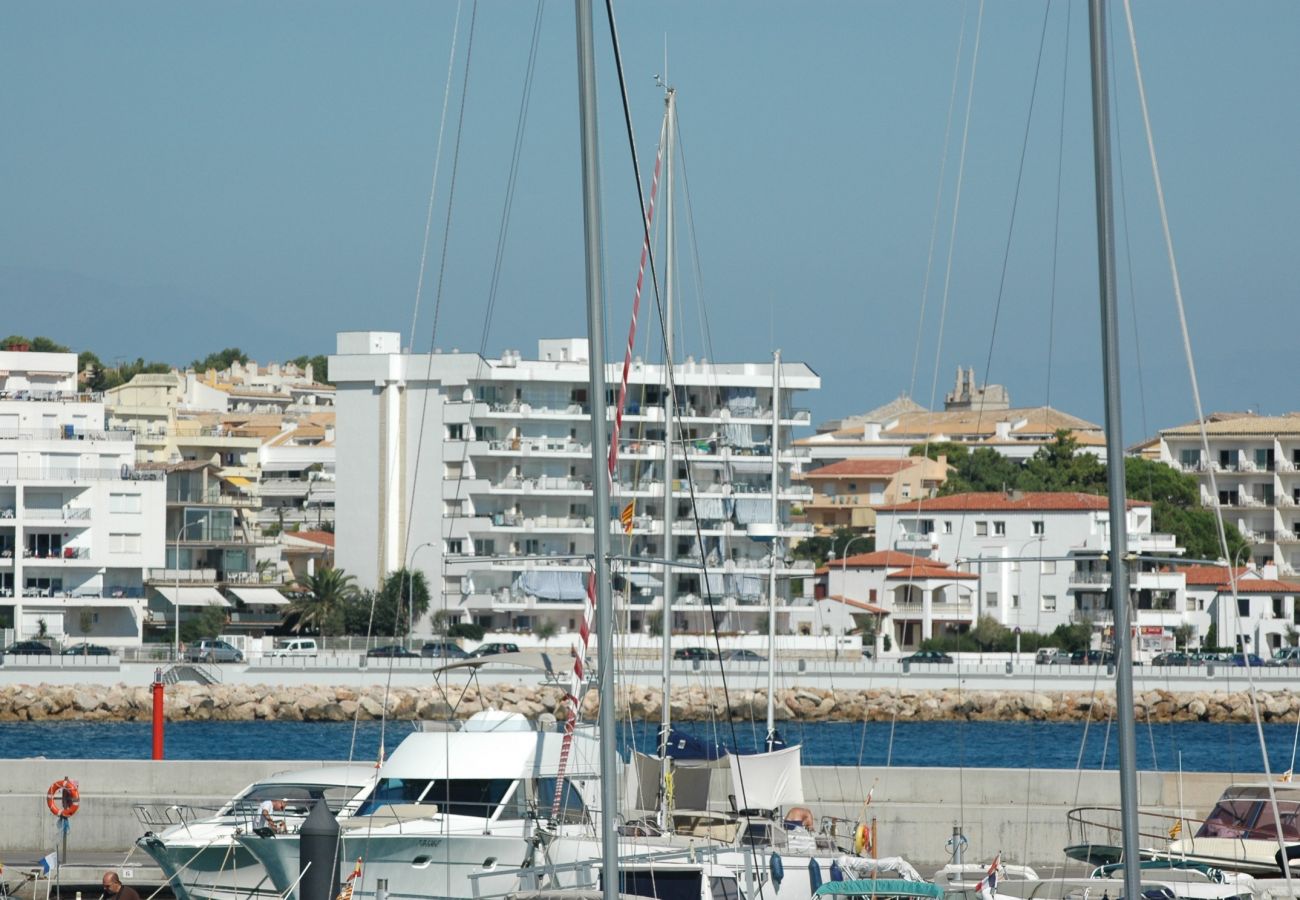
[1,2,1296,441]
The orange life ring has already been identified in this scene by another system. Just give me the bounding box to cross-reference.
[46,778,79,818]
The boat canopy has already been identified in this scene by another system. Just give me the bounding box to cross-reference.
[814,880,944,899]
[729,745,805,810]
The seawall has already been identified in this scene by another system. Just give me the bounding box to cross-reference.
[0,757,1245,869]
[1,682,1297,723]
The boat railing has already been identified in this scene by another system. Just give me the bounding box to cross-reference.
[133,802,224,833]
[467,842,731,900]
[1066,806,1202,853]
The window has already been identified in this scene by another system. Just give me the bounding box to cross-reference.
[1042,594,1057,611]
[919,519,935,534]
[474,539,495,557]
[985,591,998,609]
[1012,594,1020,609]
[1238,597,1250,616]
[447,424,464,440]
[943,520,953,534]
[1179,448,1200,467]
[901,485,911,499]
[109,533,141,554]
[994,521,1006,536]
[1032,520,1045,535]
[109,492,141,514]
[975,521,989,537]
[445,539,464,555]
[1041,560,1057,575]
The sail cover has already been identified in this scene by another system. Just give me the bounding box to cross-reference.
[513,570,588,601]
[729,744,805,810]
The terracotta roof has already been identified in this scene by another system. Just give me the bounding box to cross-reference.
[1225,579,1300,594]
[885,564,978,581]
[1179,565,1246,587]
[1161,413,1300,437]
[291,530,335,548]
[815,550,932,575]
[804,459,918,478]
[825,594,891,615]
[876,492,1148,513]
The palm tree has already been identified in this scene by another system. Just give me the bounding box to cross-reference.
[380,568,431,636]
[289,568,358,635]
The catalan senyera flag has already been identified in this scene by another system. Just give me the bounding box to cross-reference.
[620,501,636,534]
[1169,819,1183,839]
[336,858,362,900]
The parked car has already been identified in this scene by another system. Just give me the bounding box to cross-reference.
[1151,651,1202,667]
[184,639,244,663]
[270,637,318,657]
[672,647,720,661]
[1269,647,1300,667]
[61,643,113,657]
[467,642,521,658]
[367,644,418,659]
[420,640,469,659]
[1035,648,1064,665]
[903,650,953,664]
[4,640,52,656]
[1070,649,1115,666]
[1230,653,1265,667]
[720,649,767,662]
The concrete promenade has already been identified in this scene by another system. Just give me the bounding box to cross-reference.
[0,757,1243,870]
[0,656,1292,693]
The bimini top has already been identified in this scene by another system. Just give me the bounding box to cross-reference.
[814,880,944,899]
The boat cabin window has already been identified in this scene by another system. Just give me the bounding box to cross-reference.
[227,784,338,816]
[612,871,707,900]
[1196,796,1300,840]
[536,778,587,823]
[710,876,741,900]
[358,778,517,818]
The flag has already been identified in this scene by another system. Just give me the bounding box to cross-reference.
[1169,819,1183,839]
[1283,770,1293,783]
[864,785,875,806]
[976,854,999,900]
[39,851,57,875]
[620,501,635,534]
[335,859,362,900]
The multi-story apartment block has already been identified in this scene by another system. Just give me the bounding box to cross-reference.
[1181,564,1300,656]
[258,413,336,531]
[1158,414,1300,574]
[856,492,1187,647]
[798,456,949,535]
[0,350,165,646]
[331,332,819,636]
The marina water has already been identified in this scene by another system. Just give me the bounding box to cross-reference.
[0,720,1293,772]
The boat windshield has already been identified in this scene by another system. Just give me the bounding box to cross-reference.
[612,871,704,900]
[224,783,363,817]
[1195,796,1300,840]
[356,778,516,819]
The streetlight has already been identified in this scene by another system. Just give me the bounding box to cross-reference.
[406,541,436,642]
[174,514,210,661]
[835,534,874,653]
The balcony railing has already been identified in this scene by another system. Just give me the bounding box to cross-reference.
[0,468,164,483]
[0,389,102,403]
[24,508,92,521]
[0,427,133,442]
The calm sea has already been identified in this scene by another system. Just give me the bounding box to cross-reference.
[1,719,1296,773]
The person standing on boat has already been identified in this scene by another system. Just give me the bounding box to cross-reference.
[259,798,287,832]
[101,871,141,900]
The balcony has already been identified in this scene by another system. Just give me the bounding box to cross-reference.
[1247,530,1277,545]
[894,533,938,552]
[24,508,92,522]
[0,467,164,484]
[0,426,133,442]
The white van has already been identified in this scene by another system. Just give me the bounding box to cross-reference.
[271,637,319,657]
[1035,647,1064,665]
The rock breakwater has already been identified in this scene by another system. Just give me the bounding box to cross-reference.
[0,683,1296,723]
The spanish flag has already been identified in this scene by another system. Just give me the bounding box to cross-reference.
[336,858,363,900]
[620,501,635,534]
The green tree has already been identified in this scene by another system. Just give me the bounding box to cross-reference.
[288,568,358,635]
[1049,621,1093,653]
[192,348,250,372]
[448,622,485,641]
[792,527,871,567]
[180,604,228,643]
[1125,457,1249,562]
[940,447,1024,494]
[970,615,1007,651]
[379,568,432,636]
[1020,432,1107,493]
[909,442,969,466]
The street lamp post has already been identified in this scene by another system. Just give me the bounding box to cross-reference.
[406,542,436,643]
[174,514,211,661]
[836,535,874,653]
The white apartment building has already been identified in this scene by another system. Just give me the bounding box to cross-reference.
[0,350,165,646]
[330,332,819,636]
[862,491,1187,647]
[1158,414,1300,575]
[258,414,336,530]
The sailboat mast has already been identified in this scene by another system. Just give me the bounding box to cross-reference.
[572,4,619,899]
[1086,2,1141,897]
[657,86,677,829]
[766,350,781,746]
